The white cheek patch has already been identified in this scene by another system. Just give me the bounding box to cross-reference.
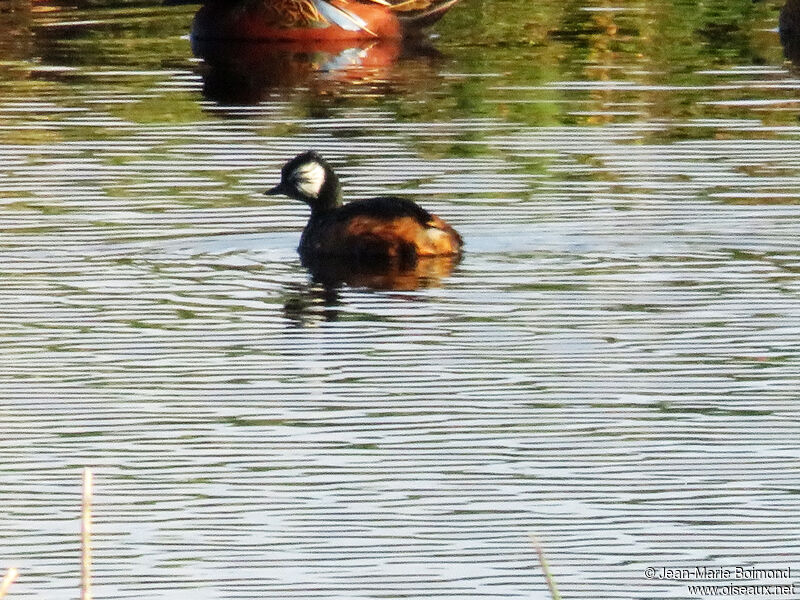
[293,162,326,198]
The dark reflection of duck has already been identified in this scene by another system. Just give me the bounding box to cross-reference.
[282,281,342,325]
[191,0,462,41]
[780,0,800,64]
[281,253,458,325]
[267,151,462,291]
[281,254,456,324]
[301,252,460,290]
[192,36,438,103]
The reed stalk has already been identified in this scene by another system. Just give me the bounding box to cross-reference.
[81,468,93,600]
[530,535,561,600]
[0,567,18,600]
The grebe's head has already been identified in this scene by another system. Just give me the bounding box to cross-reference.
[266,151,342,212]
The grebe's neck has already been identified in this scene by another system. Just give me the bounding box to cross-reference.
[308,169,343,216]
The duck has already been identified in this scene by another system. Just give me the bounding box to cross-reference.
[191,0,462,41]
[266,151,462,264]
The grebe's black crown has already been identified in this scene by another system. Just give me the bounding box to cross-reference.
[266,151,342,211]
[283,151,327,179]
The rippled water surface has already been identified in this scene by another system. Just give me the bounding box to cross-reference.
[1,0,800,598]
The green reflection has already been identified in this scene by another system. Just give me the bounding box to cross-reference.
[0,0,787,129]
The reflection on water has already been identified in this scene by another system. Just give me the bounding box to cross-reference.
[194,37,439,104]
[780,0,800,63]
[0,1,800,600]
[283,255,461,323]
[302,252,461,290]
[282,281,343,325]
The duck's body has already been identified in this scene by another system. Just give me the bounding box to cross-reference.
[192,0,461,41]
[299,195,461,260]
[267,152,462,263]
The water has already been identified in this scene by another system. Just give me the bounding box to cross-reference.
[1,0,799,598]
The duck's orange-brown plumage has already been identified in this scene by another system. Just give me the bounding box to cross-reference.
[303,211,461,259]
[192,0,462,40]
[357,213,460,257]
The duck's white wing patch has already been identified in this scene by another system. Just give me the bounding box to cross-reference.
[293,161,326,198]
[313,0,368,31]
